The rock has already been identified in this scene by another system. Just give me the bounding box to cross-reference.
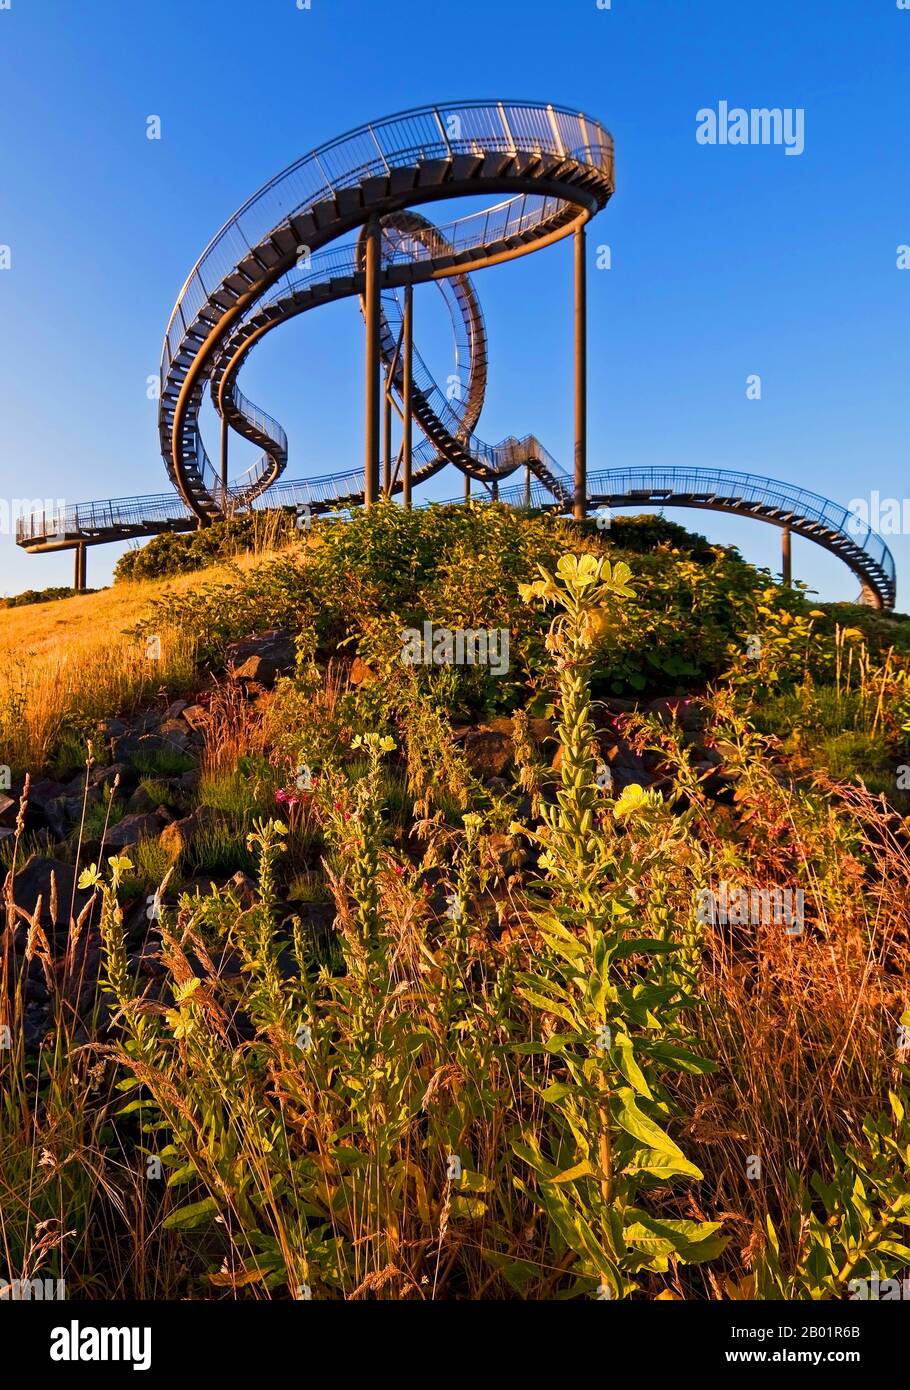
[45,792,101,840]
[690,744,723,768]
[131,941,165,979]
[164,700,189,719]
[646,696,704,732]
[23,1000,52,1050]
[126,785,158,815]
[603,697,639,715]
[226,629,295,674]
[463,730,512,779]
[527,717,555,745]
[11,857,92,931]
[159,804,222,859]
[605,740,650,778]
[181,704,209,732]
[232,654,279,686]
[27,778,69,814]
[96,717,130,739]
[611,764,654,793]
[91,762,129,789]
[104,813,162,849]
[481,716,514,736]
[0,793,16,826]
[158,718,192,740]
[112,731,193,764]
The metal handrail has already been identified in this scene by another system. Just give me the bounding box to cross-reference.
[585,468,895,584]
[19,466,893,605]
[161,101,613,378]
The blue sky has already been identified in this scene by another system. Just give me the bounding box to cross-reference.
[0,0,907,606]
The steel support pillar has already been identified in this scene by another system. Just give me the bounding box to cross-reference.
[383,390,392,497]
[402,283,413,511]
[782,525,792,588]
[363,218,381,509]
[573,225,587,521]
[74,543,86,592]
[220,412,229,501]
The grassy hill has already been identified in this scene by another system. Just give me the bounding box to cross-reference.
[2,502,910,1301]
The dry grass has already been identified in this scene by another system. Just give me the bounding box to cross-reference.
[0,551,284,775]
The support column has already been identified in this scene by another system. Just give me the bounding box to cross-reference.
[573,225,587,521]
[363,218,381,509]
[220,412,229,500]
[74,543,86,593]
[383,390,392,497]
[781,525,792,588]
[464,473,471,502]
[524,463,532,509]
[402,283,413,511]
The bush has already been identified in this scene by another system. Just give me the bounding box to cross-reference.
[114,512,300,582]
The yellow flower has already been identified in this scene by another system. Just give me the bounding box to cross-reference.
[612,783,647,820]
[518,575,559,604]
[556,553,601,587]
[173,977,201,1005]
[601,560,635,597]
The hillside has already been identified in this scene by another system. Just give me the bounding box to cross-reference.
[3,503,910,1302]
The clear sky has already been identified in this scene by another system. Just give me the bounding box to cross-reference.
[0,0,907,606]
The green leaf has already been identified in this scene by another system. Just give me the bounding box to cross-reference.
[611,1032,653,1100]
[625,1212,729,1264]
[451,1195,487,1219]
[613,1087,703,1180]
[517,987,579,1028]
[540,1081,577,1104]
[550,1159,598,1185]
[162,1196,219,1230]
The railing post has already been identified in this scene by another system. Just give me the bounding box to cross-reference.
[363,217,381,510]
[402,282,413,511]
[573,225,587,521]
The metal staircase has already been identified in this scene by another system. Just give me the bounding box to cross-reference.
[11,100,897,610]
[159,100,614,518]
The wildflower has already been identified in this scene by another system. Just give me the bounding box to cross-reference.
[612,783,648,820]
[556,553,601,587]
